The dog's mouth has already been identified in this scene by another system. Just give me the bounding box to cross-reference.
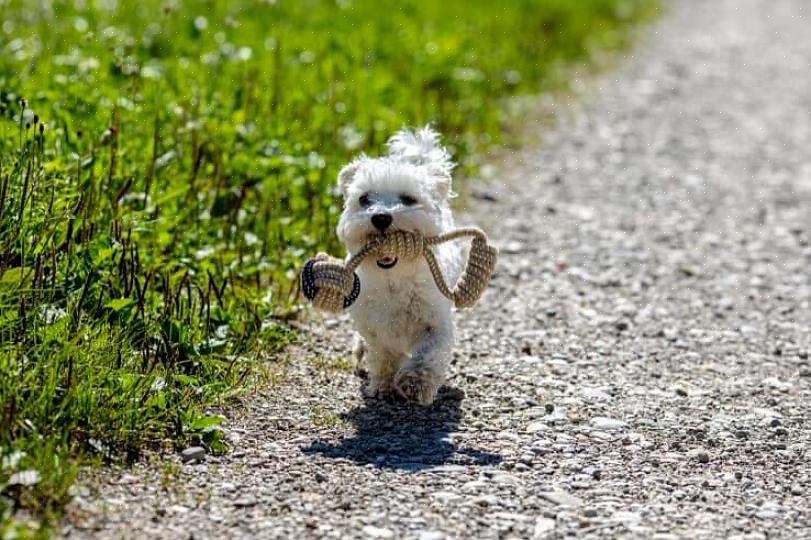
[376,256,398,269]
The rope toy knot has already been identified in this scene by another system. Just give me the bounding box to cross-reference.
[367,229,424,260]
[300,253,361,312]
[300,227,497,313]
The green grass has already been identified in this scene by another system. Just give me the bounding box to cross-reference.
[0,0,656,532]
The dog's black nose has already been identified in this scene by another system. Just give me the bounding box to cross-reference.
[371,213,393,231]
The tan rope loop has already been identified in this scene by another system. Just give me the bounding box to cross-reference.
[301,228,497,312]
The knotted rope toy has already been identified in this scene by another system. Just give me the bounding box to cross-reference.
[300,228,498,312]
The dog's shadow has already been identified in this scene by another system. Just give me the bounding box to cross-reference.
[303,386,501,471]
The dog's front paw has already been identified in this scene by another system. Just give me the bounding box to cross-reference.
[394,368,438,406]
[363,378,395,401]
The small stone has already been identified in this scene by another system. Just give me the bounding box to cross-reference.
[418,531,447,540]
[580,387,612,401]
[233,495,258,508]
[539,489,582,507]
[470,187,499,202]
[362,526,394,539]
[611,511,642,525]
[431,465,467,473]
[590,417,628,431]
[694,450,710,464]
[497,431,522,442]
[519,454,535,466]
[491,473,519,486]
[535,517,556,535]
[583,508,598,518]
[473,495,500,507]
[180,446,206,463]
[502,241,525,254]
[68,484,91,498]
[118,474,139,484]
[430,491,462,503]
[529,445,551,456]
[790,485,803,496]
[762,377,791,391]
[526,421,549,434]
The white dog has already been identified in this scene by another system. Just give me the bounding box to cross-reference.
[336,126,466,406]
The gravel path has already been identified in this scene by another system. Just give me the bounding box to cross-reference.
[65,0,811,538]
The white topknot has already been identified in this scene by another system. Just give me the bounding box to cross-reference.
[386,126,454,178]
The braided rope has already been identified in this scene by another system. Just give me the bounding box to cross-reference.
[301,228,497,312]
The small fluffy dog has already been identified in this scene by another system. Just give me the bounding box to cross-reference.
[336,126,466,406]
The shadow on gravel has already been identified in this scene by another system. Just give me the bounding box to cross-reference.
[303,386,501,471]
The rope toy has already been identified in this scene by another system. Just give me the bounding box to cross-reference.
[301,228,497,312]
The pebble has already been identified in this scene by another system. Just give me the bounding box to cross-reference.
[580,387,612,401]
[534,517,557,535]
[180,446,206,463]
[497,431,522,442]
[539,489,583,507]
[168,505,189,514]
[691,450,710,464]
[590,417,628,431]
[362,525,395,539]
[491,473,519,486]
[518,454,535,465]
[502,241,526,254]
[611,511,642,524]
[430,491,462,503]
[431,465,468,473]
[233,496,258,508]
[418,531,447,540]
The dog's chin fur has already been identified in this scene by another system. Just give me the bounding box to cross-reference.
[335,126,466,406]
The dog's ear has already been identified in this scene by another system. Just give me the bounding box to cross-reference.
[428,165,456,200]
[337,156,366,196]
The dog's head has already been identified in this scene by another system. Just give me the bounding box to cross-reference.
[336,135,454,270]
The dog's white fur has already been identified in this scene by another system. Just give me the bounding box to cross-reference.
[336,126,465,405]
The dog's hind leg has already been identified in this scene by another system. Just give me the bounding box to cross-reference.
[394,325,453,406]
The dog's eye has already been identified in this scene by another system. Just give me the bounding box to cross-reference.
[400,194,418,206]
[358,194,371,207]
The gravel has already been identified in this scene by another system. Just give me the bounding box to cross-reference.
[63,0,811,538]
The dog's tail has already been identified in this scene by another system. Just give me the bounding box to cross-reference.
[386,126,454,177]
